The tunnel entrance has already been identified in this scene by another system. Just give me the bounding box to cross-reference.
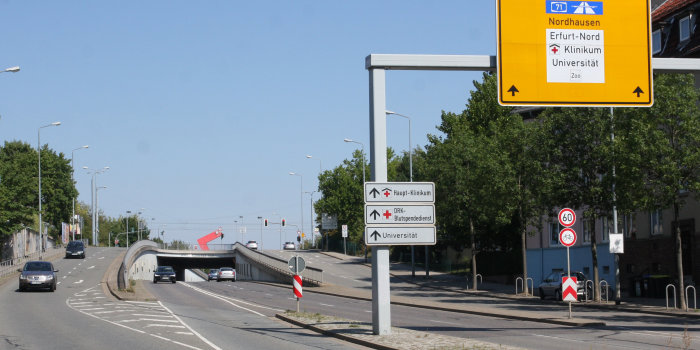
[155,256,236,281]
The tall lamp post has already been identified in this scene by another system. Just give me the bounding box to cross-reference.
[38,122,61,255]
[305,191,316,248]
[257,216,263,250]
[95,186,107,244]
[70,145,89,241]
[386,110,416,277]
[385,110,412,181]
[1,66,20,73]
[84,166,109,246]
[126,210,132,248]
[343,139,365,183]
[289,172,304,246]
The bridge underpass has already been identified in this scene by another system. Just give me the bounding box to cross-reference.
[155,255,236,281]
[122,241,323,285]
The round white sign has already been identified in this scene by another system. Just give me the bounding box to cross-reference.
[559,228,577,247]
[558,208,576,227]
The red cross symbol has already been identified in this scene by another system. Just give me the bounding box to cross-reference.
[384,190,391,197]
[383,210,392,219]
[551,46,559,54]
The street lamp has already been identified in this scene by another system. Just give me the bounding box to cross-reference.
[343,138,365,183]
[95,186,107,244]
[70,145,89,241]
[257,216,263,250]
[386,110,416,277]
[305,155,322,173]
[386,110,413,182]
[84,166,109,246]
[305,191,316,248]
[289,172,304,245]
[38,122,61,255]
[126,210,132,248]
[1,66,19,73]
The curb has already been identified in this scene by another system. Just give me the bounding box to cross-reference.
[275,313,397,350]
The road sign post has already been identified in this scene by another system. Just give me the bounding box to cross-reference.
[560,225,577,318]
[497,0,653,106]
[288,255,305,312]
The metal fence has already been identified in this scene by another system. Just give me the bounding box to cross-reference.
[0,247,63,279]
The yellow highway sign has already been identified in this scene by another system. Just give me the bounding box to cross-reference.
[497,0,653,107]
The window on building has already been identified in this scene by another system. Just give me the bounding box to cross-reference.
[653,30,661,54]
[601,217,610,242]
[550,222,562,246]
[680,15,691,41]
[582,218,593,243]
[650,210,663,235]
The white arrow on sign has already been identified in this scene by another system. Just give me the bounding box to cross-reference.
[562,276,578,302]
[365,204,435,225]
[365,226,436,246]
[365,182,435,203]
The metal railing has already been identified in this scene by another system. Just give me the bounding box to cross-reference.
[515,277,533,296]
[666,284,677,310]
[585,280,594,302]
[0,247,63,279]
[600,280,610,303]
[233,243,323,286]
[467,273,482,290]
[686,285,697,312]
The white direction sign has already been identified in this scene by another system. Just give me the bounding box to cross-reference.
[365,204,435,225]
[365,182,435,203]
[365,226,436,246]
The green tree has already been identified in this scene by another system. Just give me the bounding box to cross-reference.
[39,146,76,240]
[539,106,615,301]
[615,73,700,309]
[0,141,37,237]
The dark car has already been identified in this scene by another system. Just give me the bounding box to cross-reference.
[538,271,588,301]
[18,261,58,292]
[208,269,219,281]
[65,240,86,259]
[153,266,176,284]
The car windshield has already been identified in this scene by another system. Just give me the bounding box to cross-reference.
[157,266,174,273]
[220,268,232,271]
[24,262,52,271]
[67,242,83,248]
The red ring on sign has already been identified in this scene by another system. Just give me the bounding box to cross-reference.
[558,208,576,227]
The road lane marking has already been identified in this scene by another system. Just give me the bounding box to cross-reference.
[158,301,222,350]
[319,303,334,307]
[429,319,462,326]
[87,265,95,269]
[180,282,283,314]
[74,280,84,284]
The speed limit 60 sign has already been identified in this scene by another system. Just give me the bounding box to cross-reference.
[558,208,576,227]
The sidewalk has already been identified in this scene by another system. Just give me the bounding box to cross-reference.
[318,250,699,321]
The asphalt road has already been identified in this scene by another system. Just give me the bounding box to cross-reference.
[0,248,363,350]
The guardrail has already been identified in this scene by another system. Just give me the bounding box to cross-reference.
[234,243,323,286]
[600,280,610,303]
[585,280,594,302]
[0,247,64,279]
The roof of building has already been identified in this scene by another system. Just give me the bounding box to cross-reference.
[652,0,700,22]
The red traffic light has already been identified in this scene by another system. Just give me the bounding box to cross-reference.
[282,219,286,227]
[264,219,268,227]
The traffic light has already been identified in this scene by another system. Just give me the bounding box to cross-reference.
[297,235,301,242]
[264,219,268,226]
[220,233,224,240]
[281,218,286,227]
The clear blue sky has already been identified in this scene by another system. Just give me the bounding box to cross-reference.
[0,1,496,248]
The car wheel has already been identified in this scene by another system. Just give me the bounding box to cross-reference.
[555,289,562,301]
[51,284,56,292]
[19,285,25,292]
[153,279,157,284]
[172,280,176,284]
[539,288,545,300]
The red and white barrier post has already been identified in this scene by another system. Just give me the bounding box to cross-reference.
[293,274,303,312]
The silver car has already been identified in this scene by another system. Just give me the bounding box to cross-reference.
[18,261,58,292]
[538,271,588,301]
[217,267,236,282]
